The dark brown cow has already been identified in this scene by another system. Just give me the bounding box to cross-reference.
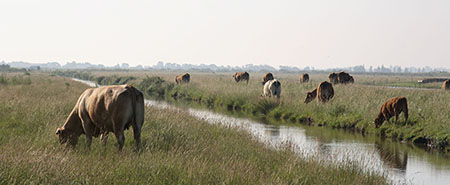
[328,72,338,84]
[56,84,145,151]
[374,97,408,128]
[262,72,274,85]
[304,81,334,103]
[299,73,309,83]
[175,73,190,84]
[233,72,250,84]
[442,79,450,90]
[337,71,354,84]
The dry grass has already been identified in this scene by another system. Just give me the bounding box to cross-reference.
[0,72,388,184]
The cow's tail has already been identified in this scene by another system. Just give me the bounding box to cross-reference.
[125,84,138,130]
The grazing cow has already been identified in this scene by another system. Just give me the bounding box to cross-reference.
[299,73,309,83]
[304,81,334,103]
[374,97,408,128]
[263,79,281,98]
[262,72,274,85]
[443,79,450,90]
[175,73,190,84]
[233,72,250,84]
[337,71,354,84]
[56,84,145,151]
[328,72,338,84]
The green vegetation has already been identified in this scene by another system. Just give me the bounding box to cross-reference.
[0,73,32,85]
[0,74,388,184]
[54,71,450,153]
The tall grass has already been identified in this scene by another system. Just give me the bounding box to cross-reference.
[68,71,450,153]
[0,73,388,184]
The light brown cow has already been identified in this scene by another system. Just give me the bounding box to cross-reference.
[304,81,334,103]
[374,96,408,128]
[175,73,190,84]
[56,84,145,151]
[233,72,250,84]
[262,72,274,85]
[299,73,309,83]
[442,79,450,90]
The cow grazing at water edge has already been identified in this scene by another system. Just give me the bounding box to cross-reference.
[299,73,309,83]
[262,72,274,85]
[443,79,450,90]
[304,81,334,104]
[175,73,190,84]
[56,84,145,151]
[263,79,281,98]
[233,72,250,84]
[374,96,408,128]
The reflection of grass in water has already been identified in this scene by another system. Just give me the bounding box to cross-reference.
[0,73,389,184]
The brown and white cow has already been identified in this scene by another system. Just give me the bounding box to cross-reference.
[374,96,408,128]
[263,79,281,99]
[299,73,309,83]
[304,81,334,104]
[56,84,145,151]
[175,73,190,84]
[442,79,450,90]
[262,72,274,85]
[233,72,250,84]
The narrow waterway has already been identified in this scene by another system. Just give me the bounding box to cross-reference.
[72,78,450,185]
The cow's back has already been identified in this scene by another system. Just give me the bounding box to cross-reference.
[83,85,137,132]
[317,81,334,102]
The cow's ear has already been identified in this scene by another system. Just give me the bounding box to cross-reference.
[56,128,64,135]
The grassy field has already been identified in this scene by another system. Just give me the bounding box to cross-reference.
[53,70,450,153]
[0,72,388,184]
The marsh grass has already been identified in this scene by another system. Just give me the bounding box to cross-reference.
[0,73,388,184]
[54,71,450,152]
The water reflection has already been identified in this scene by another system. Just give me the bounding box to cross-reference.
[375,140,408,171]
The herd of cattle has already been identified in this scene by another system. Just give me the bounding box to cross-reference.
[56,72,449,151]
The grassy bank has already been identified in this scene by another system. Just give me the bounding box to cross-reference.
[0,73,388,184]
[57,71,450,153]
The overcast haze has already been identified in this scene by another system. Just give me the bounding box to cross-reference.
[1,0,449,69]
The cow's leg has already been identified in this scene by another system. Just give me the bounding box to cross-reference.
[80,115,94,149]
[114,131,125,152]
[132,123,141,151]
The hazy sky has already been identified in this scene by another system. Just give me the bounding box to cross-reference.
[1,0,449,69]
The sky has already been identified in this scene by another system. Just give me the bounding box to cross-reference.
[1,0,449,69]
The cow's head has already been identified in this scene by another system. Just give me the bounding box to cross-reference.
[56,127,78,146]
[304,92,316,104]
[374,114,385,128]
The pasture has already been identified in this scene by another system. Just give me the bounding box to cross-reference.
[0,73,388,184]
[55,70,450,152]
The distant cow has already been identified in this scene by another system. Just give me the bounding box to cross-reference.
[262,72,274,85]
[175,73,190,84]
[443,80,450,90]
[56,85,145,151]
[233,72,250,84]
[304,81,334,103]
[299,73,309,83]
[328,72,338,84]
[263,79,281,98]
[337,71,354,84]
[374,97,408,128]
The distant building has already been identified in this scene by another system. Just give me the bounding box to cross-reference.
[28,66,41,71]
